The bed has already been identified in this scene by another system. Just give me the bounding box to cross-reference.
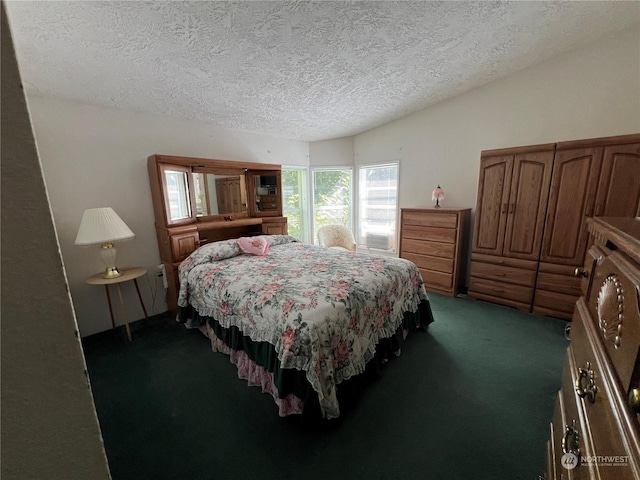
[176,234,434,420]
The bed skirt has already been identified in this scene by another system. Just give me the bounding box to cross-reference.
[178,299,434,422]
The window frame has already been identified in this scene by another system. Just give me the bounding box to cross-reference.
[355,160,400,254]
[281,165,311,244]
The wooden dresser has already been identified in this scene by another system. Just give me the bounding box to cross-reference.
[398,207,470,297]
[546,217,640,479]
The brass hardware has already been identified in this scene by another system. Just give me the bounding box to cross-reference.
[562,420,581,459]
[575,362,598,403]
[574,268,589,278]
[598,274,624,349]
[629,389,640,413]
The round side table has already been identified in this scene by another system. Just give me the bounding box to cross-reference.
[86,267,149,341]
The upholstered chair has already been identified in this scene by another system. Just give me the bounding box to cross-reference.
[317,224,357,251]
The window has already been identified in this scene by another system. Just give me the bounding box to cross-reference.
[282,167,310,243]
[163,169,191,221]
[357,162,398,252]
[312,168,353,243]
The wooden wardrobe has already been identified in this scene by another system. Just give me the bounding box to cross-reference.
[468,133,640,320]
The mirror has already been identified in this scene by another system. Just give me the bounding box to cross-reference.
[193,172,248,217]
[253,174,279,212]
[163,169,192,221]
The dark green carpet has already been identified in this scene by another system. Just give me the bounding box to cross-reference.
[82,293,568,480]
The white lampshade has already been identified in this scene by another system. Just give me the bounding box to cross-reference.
[75,207,135,278]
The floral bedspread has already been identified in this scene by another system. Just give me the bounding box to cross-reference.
[178,235,428,419]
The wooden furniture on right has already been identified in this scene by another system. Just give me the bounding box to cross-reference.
[148,154,288,314]
[545,217,640,479]
[399,207,470,297]
[468,134,640,319]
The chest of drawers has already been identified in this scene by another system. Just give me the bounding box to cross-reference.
[259,194,279,211]
[399,207,470,297]
[546,217,640,479]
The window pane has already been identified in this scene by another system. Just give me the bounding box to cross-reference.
[164,170,191,221]
[312,169,352,243]
[282,167,309,243]
[358,163,398,252]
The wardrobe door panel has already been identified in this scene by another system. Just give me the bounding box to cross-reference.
[540,147,603,266]
[503,151,554,260]
[594,142,640,217]
[472,155,513,256]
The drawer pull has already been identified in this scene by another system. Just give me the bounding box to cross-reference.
[562,420,581,459]
[574,268,589,278]
[575,362,598,403]
[629,389,640,413]
[564,324,571,341]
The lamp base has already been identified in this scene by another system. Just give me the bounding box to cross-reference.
[100,242,123,278]
[102,267,123,279]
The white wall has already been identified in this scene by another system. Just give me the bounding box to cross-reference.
[1,4,111,477]
[352,26,640,212]
[309,136,354,166]
[27,97,309,337]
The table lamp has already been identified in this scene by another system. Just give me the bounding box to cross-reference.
[432,185,444,208]
[75,207,135,278]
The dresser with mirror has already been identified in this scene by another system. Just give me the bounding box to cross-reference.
[148,154,288,313]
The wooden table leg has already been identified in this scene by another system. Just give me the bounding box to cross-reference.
[115,283,132,342]
[133,278,149,319]
[104,285,116,329]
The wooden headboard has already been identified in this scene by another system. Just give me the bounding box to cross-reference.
[148,154,288,314]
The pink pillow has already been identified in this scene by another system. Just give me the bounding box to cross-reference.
[237,236,270,256]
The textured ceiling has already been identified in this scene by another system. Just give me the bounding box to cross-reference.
[6,1,640,141]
